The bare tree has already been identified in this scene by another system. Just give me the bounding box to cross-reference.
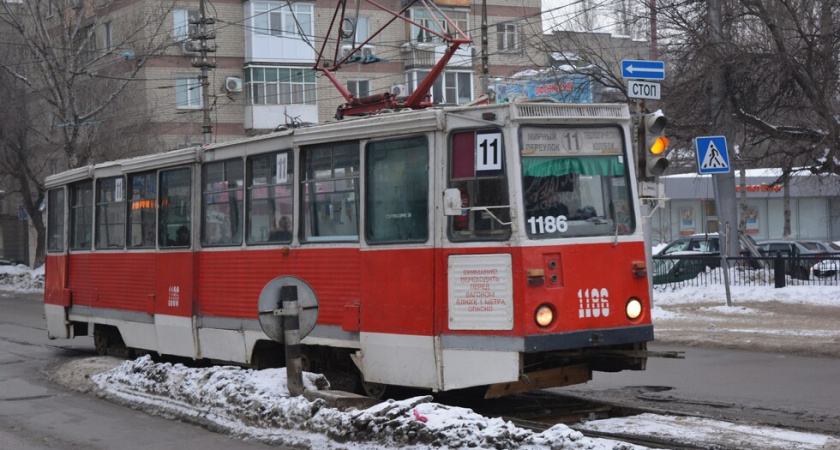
[0,0,175,265]
[658,0,840,175]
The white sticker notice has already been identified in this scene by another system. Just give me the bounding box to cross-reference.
[448,254,513,330]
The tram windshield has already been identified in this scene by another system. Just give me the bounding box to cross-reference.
[520,125,635,238]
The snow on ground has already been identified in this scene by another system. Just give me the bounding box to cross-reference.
[9,265,840,449]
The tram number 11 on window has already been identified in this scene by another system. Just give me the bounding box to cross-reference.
[476,133,502,172]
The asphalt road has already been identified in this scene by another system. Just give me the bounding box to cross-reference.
[5,290,840,446]
[0,291,277,450]
[562,344,840,437]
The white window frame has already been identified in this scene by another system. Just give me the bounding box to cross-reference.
[174,9,200,41]
[252,1,313,39]
[103,22,112,53]
[411,9,468,44]
[348,79,370,98]
[175,77,202,109]
[497,23,518,52]
[346,16,370,46]
[408,70,473,105]
[246,66,317,106]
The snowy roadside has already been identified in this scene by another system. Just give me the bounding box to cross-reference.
[10,265,840,449]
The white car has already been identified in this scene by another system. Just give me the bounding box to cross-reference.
[812,258,839,278]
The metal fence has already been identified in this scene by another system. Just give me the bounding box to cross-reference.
[651,254,840,288]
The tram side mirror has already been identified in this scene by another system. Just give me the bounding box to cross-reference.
[443,188,465,216]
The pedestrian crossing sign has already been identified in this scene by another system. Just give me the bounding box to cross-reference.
[695,136,730,174]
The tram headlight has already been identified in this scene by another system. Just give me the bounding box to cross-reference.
[535,304,554,327]
[626,298,643,320]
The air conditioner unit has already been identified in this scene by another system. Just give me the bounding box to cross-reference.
[339,44,353,60]
[181,40,197,53]
[225,77,243,93]
[390,84,408,97]
[362,45,376,58]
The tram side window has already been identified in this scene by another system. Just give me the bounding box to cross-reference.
[448,129,511,241]
[159,168,192,248]
[128,172,157,248]
[365,136,429,243]
[202,159,244,246]
[69,181,93,250]
[96,177,126,248]
[301,141,359,242]
[47,188,65,252]
[247,152,294,244]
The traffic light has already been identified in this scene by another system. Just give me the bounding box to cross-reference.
[643,109,670,178]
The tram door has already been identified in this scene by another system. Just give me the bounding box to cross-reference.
[44,187,73,339]
[153,168,197,358]
[356,135,438,388]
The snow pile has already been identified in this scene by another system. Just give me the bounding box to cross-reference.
[0,264,44,292]
[91,355,625,450]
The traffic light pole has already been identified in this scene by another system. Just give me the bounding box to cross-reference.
[636,101,655,306]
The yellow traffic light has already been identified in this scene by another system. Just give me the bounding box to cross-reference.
[643,110,670,177]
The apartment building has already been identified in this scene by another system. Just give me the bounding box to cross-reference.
[134,0,544,149]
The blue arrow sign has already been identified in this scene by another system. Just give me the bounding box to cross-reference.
[621,60,665,80]
[695,136,731,174]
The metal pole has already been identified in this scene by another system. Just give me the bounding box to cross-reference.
[480,0,489,95]
[280,285,304,396]
[199,0,212,145]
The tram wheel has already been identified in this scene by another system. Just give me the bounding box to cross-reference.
[361,380,389,399]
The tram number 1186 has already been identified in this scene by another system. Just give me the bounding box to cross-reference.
[527,215,568,234]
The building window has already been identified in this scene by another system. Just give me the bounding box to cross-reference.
[245,66,316,105]
[78,24,97,61]
[202,159,244,246]
[175,77,202,109]
[347,80,370,98]
[497,23,518,52]
[409,70,473,105]
[411,9,468,43]
[103,22,113,53]
[253,1,313,38]
[344,16,369,46]
[174,9,199,41]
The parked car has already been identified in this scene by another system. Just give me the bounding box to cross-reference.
[657,234,721,256]
[652,256,710,285]
[755,239,828,280]
[798,240,840,255]
[653,234,758,285]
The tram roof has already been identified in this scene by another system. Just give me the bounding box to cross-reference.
[45,102,631,188]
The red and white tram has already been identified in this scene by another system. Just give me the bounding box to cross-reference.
[44,102,652,397]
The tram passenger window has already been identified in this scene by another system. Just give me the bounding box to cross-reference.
[247,152,294,245]
[300,141,359,242]
[365,136,429,243]
[128,172,157,248]
[47,188,65,253]
[159,168,192,248]
[96,177,126,249]
[448,130,511,241]
[202,159,244,246]
[69,181,93,250]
